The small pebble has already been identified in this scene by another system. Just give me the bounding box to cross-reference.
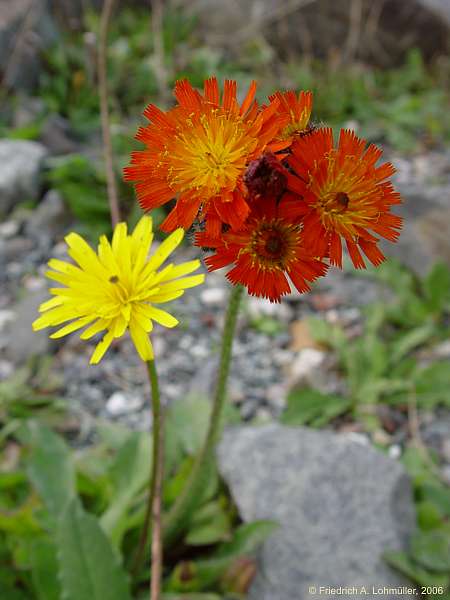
[106,391,143,416]
[201,287,226,306]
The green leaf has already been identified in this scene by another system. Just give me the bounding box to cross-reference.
[165,457,219,512]
[421,484,450,518]
[281,388,351,427]
[169,521,277,592]
[0,471,27,491]
[57,499,132,600]
[0,585,29,600]
[214,521,278,560]
[417,501,444,530]
[249,315,285,336]
[26,421,76,520]
[165,395,211,456]
[384,550,448,587]
[185,501,232,546]
[29,538,61,600]
[100,431,151,547]
[414,362,450,408]
[410,531,450,572]
[389,324,435,365]
[308,318,347,351]
[424,262,450,314]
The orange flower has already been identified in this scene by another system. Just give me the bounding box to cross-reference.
[197,195,328,302]
[124,77,288,237]
[269,90,313,142]
[287,128,402,269]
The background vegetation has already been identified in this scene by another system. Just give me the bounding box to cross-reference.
[1,1,449,598]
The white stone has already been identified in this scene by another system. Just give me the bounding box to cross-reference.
[0,309,15,331]
[247,296,293,322]
[200,287,226,305]
[0,220,19,238]
[288,348,326,385]
[106,391,143,416]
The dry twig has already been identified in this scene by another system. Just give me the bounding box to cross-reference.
[98,0,121,227]
[344,0,363,63]
[151,0,169,104]
[211,0,318,46]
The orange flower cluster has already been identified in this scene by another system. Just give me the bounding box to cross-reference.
[125,77,402,302]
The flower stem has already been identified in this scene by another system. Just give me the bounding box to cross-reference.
[132,360,164,599]
[163,284,244,546]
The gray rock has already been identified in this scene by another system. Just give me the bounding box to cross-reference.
[0,0,57,91]
[39,114,78,155]
[386,184,450,276]
[218,424,415,600]
[184,0,449,67]
[4,289,53,363]
[0,140,48,216]
[24,189,68,241]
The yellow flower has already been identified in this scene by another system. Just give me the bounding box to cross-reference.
[33,216,205,364]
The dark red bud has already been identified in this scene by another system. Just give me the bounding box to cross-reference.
[244,152,288,199]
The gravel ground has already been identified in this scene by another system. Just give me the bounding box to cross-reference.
[0,147,449,480]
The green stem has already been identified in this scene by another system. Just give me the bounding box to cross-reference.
[132,360,163,598]
[163,284,244,546]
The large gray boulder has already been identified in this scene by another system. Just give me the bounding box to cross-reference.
[218,424,415,600]
[385,151,450,275]
[0,139,48,216]
[0,0,57,91]
[182,0,449,66]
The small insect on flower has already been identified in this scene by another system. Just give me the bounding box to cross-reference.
[269,90,314,143]
[32,216,204,364]
[287,127,403,269]
[197,195,328,303]
[124,77,289,239]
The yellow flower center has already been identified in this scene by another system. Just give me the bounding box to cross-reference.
[168,109,258,197]
[309,154,381,236]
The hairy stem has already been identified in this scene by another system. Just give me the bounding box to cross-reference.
[163,284,244,545]
[132,360,163,597]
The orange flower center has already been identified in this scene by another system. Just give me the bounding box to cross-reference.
[167,109,258,197]
[248,219,299,270]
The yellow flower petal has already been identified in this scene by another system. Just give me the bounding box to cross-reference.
[129,319,154,361]
[148,290,185,303]
[80,318,109,340]
[50,316,96,339]
[112,315,128,338]
[39,296,64,312]
[158,273,205,293]
[143,306,178,328]
[90,329,115,364]
[65,232,107,278]
[146,228,184,272]
[161,259,202,281]
[131,215,153,261]
[130,306,154,332]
